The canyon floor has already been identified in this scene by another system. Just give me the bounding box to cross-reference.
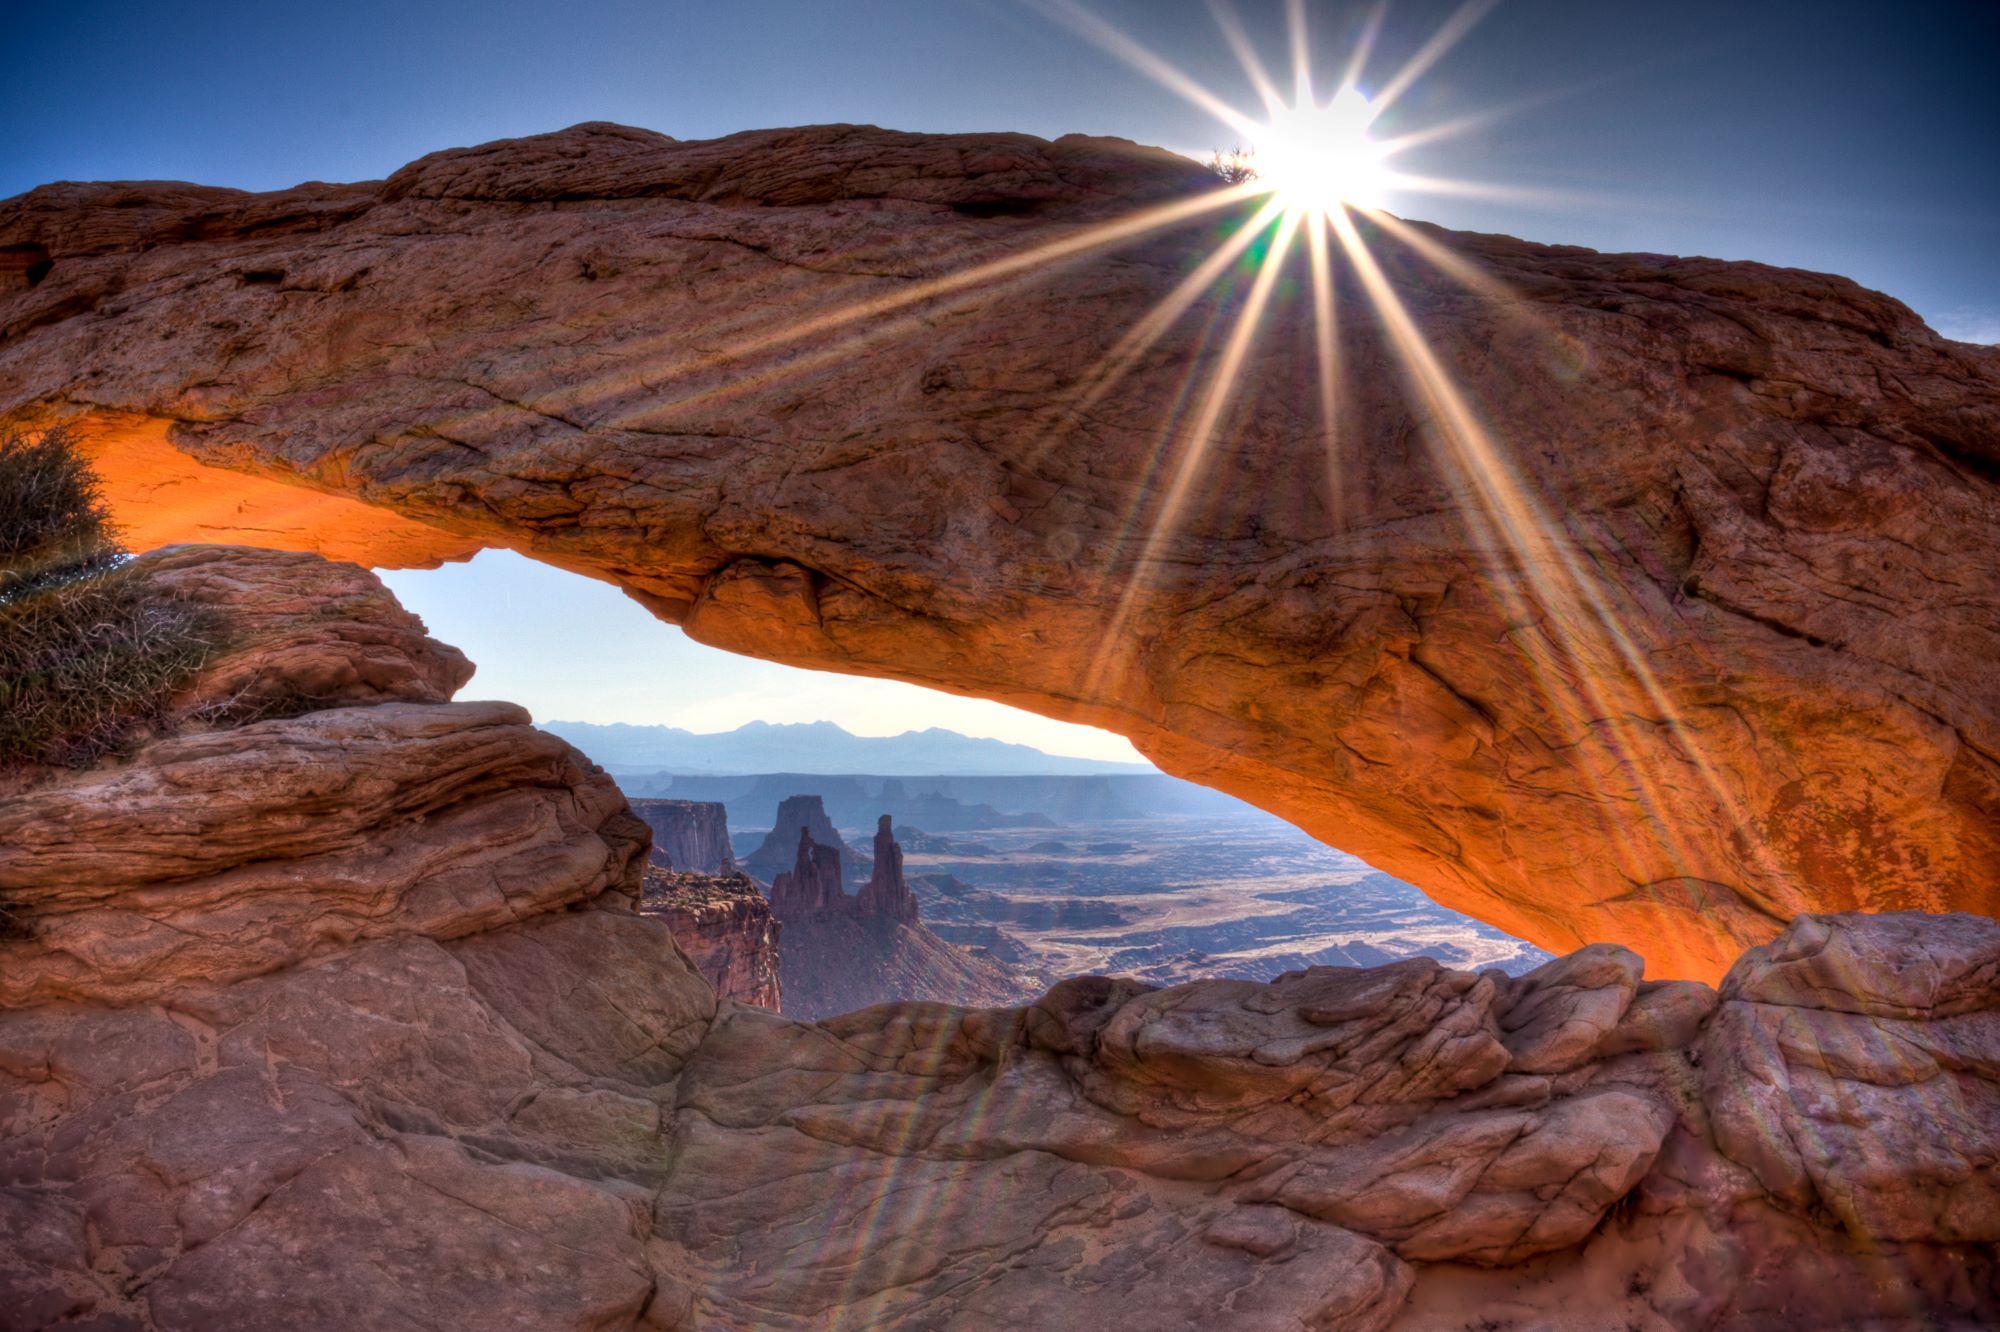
[889,813,1548,989]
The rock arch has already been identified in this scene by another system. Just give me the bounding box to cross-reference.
[4,122,1997,979]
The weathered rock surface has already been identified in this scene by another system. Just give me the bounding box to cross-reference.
[637,866,781,1009]
[0,547,641,1010]
[1,544,1996,1329]
[139,544,474,723]
[628,798,734,874]
[3,122,1996,978]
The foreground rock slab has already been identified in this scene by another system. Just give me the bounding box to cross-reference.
[5,898,1996,1329]
[4,124,1997,978]
[1,545,1996,1329]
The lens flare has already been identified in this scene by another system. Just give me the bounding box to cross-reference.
[1023,0,1787,924]
[1250,85,1394,211]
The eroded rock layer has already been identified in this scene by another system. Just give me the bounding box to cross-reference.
[5,124,1997,977]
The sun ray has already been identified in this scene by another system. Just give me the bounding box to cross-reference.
[1080,206,1306,703]
[1324,203,1789,897]
[1283,0,1313,103]
[1036,193,1294,436]
[1029,0,1264,141]
[1303,209,1346,528]
[1365,0,1502,121]
[1340,0,1390,95]
[1205,0,1288,116]
[1377,172,1602,208]
[351,179,1271,470]
[1357,206,1527,309]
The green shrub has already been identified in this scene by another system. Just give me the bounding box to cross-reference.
[0,424,120,599]
[0,424,217,771]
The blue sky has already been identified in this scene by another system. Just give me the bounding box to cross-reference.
[19,1,1998,757]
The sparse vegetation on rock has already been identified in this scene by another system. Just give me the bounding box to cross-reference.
[0,425,214,771]
[1207,144,1258,183]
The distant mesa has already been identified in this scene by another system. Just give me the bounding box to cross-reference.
[626,769,1249,832]
[1028,839,1072,855]
[742,794,869,882]
[895,825,955,854]
[628,798,733,874]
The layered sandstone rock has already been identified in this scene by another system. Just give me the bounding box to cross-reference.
[638,867,781,1009]
[141,544,474,723]
[3,123,1995,978]
[0,548,642,1010]
[629,798,734,873]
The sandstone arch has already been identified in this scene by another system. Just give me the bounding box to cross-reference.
[3,122,1996,979]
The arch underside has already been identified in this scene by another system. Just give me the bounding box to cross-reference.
[5,122,1997,980]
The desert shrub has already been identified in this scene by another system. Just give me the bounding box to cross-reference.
[0,424,216,770]
[1208,146,1259,185]
[0,424,120,599]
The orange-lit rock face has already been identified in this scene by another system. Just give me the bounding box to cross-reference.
[4,123,1998,980]
[81,415,481,568]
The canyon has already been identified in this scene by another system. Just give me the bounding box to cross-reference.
[0,545,1994,1329]
[2,122,1995,978]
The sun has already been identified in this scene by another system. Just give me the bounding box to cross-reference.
[1250,86,1394,212]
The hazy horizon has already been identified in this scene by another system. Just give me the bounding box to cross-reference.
[380,550,1153,764]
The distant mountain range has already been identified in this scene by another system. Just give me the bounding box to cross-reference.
[541,719,1156,776]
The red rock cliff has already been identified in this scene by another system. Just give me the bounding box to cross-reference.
[638,867,781,1009]
[629,798,734,874]
[855,814,919,924]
